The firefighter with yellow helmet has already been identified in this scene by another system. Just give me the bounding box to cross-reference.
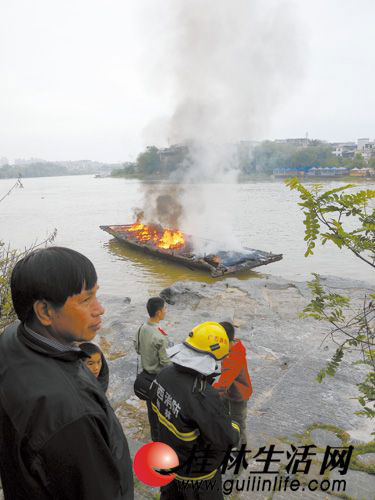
[149,322,240,499]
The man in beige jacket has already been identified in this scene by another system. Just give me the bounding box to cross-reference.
[135,297,171,441]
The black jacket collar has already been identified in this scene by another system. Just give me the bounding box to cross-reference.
[18,323,88,361]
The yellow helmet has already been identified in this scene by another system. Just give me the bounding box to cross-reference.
[184,322,229,360]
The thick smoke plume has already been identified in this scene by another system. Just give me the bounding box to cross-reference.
[139,0,304,254]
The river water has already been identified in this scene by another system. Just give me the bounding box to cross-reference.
[0,175,372,302]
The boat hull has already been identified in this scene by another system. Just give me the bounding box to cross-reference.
[100,225,283,277]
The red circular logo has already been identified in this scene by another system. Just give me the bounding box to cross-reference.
[133,442,179,487]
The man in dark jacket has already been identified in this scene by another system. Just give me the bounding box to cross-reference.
[0,247,134,500]
[149,322,240,499]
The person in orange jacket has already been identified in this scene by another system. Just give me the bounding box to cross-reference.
[213,321,252,449]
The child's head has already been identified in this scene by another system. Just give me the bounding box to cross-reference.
[80,342,102,378]
[219,321,235,346]
[146,297,167,321]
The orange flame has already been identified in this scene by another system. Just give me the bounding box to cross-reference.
[126,223,185,250]
[128,224,145,232]
[159,229,185,249]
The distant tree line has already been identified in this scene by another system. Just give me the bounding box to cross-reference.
[111,146,161,178]
[0,161,117,179]
[112,141,375,179]
[243,141,372,174]
[0,162,69,179]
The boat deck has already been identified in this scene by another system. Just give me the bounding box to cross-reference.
[100,224,283,277]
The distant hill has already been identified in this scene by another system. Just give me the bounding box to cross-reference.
[0,160,121,179]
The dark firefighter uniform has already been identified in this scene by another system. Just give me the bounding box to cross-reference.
[149,362,240,498]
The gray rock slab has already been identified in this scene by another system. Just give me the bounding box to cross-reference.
[272,491,335,500]
[107,355,137,406]
[357,453,375,466]
[310,430,342,448]
[96,275,375,497]
[331,469,375,500]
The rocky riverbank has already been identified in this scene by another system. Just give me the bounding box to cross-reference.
[1,274,373,500]
[96,273,375,499]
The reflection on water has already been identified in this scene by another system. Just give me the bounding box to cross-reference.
[105,238,262,287]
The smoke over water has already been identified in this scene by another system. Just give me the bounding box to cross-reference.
[138,0,304,254]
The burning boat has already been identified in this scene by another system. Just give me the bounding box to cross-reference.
[100,223,282,277]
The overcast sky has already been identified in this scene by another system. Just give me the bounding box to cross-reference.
[1,0,374,162]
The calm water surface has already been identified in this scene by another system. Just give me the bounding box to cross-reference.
[0,175,373,302]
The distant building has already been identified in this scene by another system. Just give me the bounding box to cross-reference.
[307,167,351,176]
[357,138,370,151]
[14,158,47,165]
[275,138,310,147]
[274,166,351,178]
[350,168,370,177]
[356,138,374,162]
[0,157,9,167]
[273,166,310,177]
[332,143,357,158]
[361,143,374,161]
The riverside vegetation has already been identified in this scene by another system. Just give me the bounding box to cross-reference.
[111,141,375,179]
[286,177,375,424]
[0,160,117,179]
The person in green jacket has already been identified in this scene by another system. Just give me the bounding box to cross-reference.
[135,297,171,441]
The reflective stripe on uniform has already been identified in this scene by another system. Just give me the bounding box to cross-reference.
[151,402,200,441]
[175,468,218,482]
[231,421,240,433]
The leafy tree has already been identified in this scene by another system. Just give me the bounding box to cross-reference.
[111,162,136,177]
[368,157,375,170]
[249,141,295,173]
[287,145,334,169]
[136,146,161,175]
[286,178,375,421]
[352,153,367,170]
[250,142,336,173]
